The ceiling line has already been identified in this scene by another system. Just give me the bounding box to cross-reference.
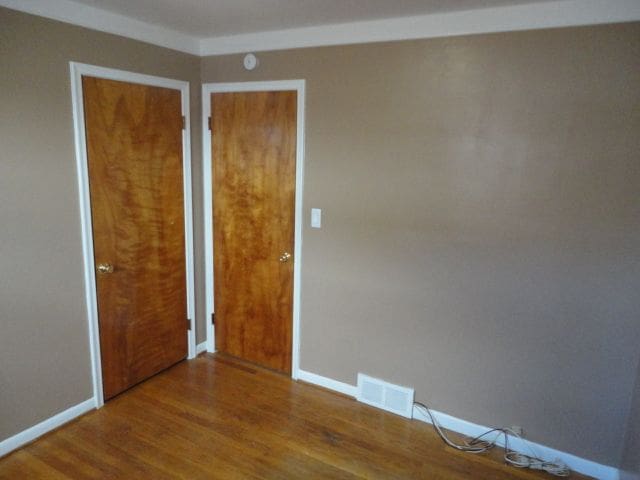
[2,0,639,57]
[198,0,640,56]
[0,0,199,54]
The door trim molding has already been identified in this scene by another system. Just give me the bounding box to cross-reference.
[69,62,196,408]
[202,80,306,380]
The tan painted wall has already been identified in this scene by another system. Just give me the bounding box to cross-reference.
[622,363,640,479]
[1,5,639,469]
[202,23,640,467]
[0,7,205,441]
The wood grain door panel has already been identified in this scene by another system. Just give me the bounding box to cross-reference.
[83,76,188,400]
[212,91,296,374]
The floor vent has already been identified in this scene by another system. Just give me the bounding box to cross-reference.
[356,373,414,418]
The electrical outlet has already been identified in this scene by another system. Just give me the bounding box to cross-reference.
[509,425,524,437]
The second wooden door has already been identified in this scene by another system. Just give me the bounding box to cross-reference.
[211,90,297,374]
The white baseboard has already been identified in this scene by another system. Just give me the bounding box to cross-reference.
[297,369,358,397]
[0,373,622,480]
[298,369,619,480]
[412,406,620,480]
[196,341,208,355]
[0,398,95,458]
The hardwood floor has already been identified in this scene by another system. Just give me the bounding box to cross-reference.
[0,354,590,479]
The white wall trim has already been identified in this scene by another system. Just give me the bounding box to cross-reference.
[202,80,306,379]
[3,0,639,58]
[202,83,215,355]
[411,407,621,480]
[0,398,94,458]
[180,80,197,361]
[298,369,358,398]
[298,369,621,480]
[0,0,199,55]
[70,62,196,408]
[203,0,640,55]
[196,341,208,355]
[198,0,640,55]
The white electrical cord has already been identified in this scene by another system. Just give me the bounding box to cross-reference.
[413,402,571,477]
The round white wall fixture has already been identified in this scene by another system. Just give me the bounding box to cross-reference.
[243,53,258,71]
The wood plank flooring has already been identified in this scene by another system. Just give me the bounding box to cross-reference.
[0,354,590,479]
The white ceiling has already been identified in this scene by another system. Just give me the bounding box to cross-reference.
[1,0,639,55]
[65,0,558,37]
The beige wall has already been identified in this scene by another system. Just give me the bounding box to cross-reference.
[622,363,640,479]
[1,4,639,470]
[0,7,204,441]
[202,23,640,467]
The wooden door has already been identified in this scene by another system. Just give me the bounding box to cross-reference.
[83,76,188,400]
[211,91,297,374]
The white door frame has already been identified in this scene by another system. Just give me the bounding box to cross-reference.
[202,80,305,380]
[70,62,197,408]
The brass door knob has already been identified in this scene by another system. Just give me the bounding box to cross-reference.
[96,263,114,274]
[279,252,291,263]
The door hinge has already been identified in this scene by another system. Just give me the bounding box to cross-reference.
[182,116,186,130]
[211,312,215,325]
[208,116,212,131]
[187,318,192,330]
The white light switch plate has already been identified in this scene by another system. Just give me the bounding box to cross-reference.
[311,208,322,228]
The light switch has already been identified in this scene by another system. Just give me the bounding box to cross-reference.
[311,208,322,228]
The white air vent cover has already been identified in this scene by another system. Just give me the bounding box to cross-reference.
[356,373,414,418]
